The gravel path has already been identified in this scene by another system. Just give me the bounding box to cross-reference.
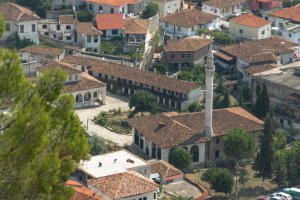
[75,92,132,146]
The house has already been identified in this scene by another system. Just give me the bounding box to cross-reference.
[202,0,250,20]
[124,18,149,53]
[66,180,104,200]
[152,0,181,17]
[50,0,83,7]
[95,14,125,39]
[84,0,144,16]
[162,36,211,69]
[218,36,298,81]
[160,9,219,40]
[266,5,300,44]
[61,54,203,111]
[149,160,183,184]
[87,170,158,200]
[76,22,103,53]
[250,0,282,12]
[76,149,150,181]
[249,63,300,130]
[0,2,40,44]
[229,13,271,40]
[18,45,64,76]
[37,61,106,108]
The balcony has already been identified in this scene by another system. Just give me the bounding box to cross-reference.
[127,38,143,44]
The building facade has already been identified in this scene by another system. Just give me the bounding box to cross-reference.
[152,0,181,17]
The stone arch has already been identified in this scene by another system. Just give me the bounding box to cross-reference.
[182,146,188,151]
[93,91,98,98]
[75,93,83,103]
[84,92,91,101]
[190,145,199,162]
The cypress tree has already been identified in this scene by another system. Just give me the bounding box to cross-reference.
[253,84,270,119]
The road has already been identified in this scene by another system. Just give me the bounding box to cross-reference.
[75,92,132,146]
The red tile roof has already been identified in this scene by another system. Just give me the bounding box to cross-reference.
[127,107,264,148]
[150,160,183,179]
[66,180,103,200]
[230,13,271,28]
[124,18,149,34]
[95,14,125,30]
[203,0,248,8]
[19,45,63,59]
[84,0,140,7]
[245,63,279,75]
[270,5,300,23]
[87,171,157,199]
[0,2,40,21]
[59,15,75,24]
[164,37,211,52]
[76,22,103,36]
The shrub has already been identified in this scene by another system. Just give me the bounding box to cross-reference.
[96,111,109,126]
[88,135,107,155]
[188,102,202,112]
[169,147,193,169]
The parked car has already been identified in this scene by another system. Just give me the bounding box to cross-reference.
[283,187,300,199]
[272,192,293,200]
[268,197,281,200]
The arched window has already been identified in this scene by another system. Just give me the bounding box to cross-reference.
[215,150,220,158]
[75,94,83,103]
[94,91,98,98]
[84,92,91,101]
[190,145,199,162]
[81,66,85,72]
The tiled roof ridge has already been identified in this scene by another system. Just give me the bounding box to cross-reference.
[114,172,125,199]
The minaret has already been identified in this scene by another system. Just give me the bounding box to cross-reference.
[205,44,215,137]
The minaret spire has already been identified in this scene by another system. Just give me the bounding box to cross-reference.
[204,44,215,137]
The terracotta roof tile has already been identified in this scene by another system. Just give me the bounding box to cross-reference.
[161,9,218,28]
[220,36,296,64]
[66,180,104,200]
[124,18,149,34]
[230,13,270,28]
[203,0,249,8]
[270,5,300,23]
[37,61,81,75]
[59,15,75,24]
[84,0,139,7]
[245,63,279,75]
[0,2,40,21]
[164,36,211,52]
[127,107,264,148]
[19,45,63,59]
[150,160,183,178]
[76,22,103,36]
[61,55,200,94]
[95,14,125,30]
[87,171,157,199]
[213,51,235,61]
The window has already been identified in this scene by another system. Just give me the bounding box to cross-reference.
[99,5,103,11]
[165,23,168,28]
[88,4,93,11]
[19,25,24,33]
[66,25,71,30]
[192,26,194,32]
[69,76,72,81]
[239,29,243,34]
[289,33,292,37]
[216,138,220,144]
[187,54,190,58]
[214,8,217,13]
[42,24,47,29]
[122,7,125,13]
[171,54,175,58]
[261,30,265,35]
[87,36,91,43]
[5,23,10,31]
[94,36,98,43]
[177,26,181,31]
[182,54,186,58]
[32,24,36,32]
[53,34,56,38]
[154,193,156,199]
[112,29,118,35]
[110,7,114,13]
[139,198,142,200]
[279,22,284,28]
[75,75,78,80]
[67,36,72,40]
[45,32,49,36]
[215,150,220,158]
[143,197,147,200]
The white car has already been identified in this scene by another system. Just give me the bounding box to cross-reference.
[268,197,281,200]
[272,192,293,200]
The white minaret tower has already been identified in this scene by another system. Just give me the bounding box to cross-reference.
[204,44,215,137]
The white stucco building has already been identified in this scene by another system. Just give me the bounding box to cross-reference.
[229,13,271,40]
[202,0,249,20]
[37,61,106,108]
[152,0,181,17]
[160,9,219,40]
[95,13,125,39]
[0,2,40,44]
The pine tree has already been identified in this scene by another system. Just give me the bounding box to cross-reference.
[254,115,275,181]
[253,84,270,119]
[256,84,261,96]
[222,89,230,108]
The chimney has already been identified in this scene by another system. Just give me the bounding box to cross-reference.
[98,162,102,167]
[204,44,215,137]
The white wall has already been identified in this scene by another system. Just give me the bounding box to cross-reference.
[180,87,204,111]
[86,2,128,15]
[17,20,40,44]
[78,34,101,53]
[102,29,123,39]
[229,21,271,40]
[153,0,181,17]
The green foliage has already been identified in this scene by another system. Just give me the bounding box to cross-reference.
[286,141,300,185]
[202,167,234,195]
[254,115,275,181]
[188,102,202,112]
[282,0,300,7]
[101,40,117,55]
[151,63,166,74]
[241,85,251,102]
[130,42,145,61]
[129,90,158,115]
[253,84,270,119]
[141,3,158,19]
[152,28,163,47]
[239,168,250,186]
[16,0,52,18]
[273,130,287,150]
[177,64,206,86]
[198,29,235,45]
[88,135,107,156]
[222,89,230,108]
[77,10,94,22]
[169,147,192,170]
[0,15,4,38]
[15,33,34,49]
[0,45,89,199]
[273,149,288,187]
[256,84,261,96]
[161,195,193,200]
[95,111,109,126]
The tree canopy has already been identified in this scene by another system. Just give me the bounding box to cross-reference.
[168,147,192,170]
[129,90,158,115]
[141,3,158,19]
[253,84,270,119]
[88,135,107,156]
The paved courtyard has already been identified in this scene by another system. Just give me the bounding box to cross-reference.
[75,92,132,146]
[164,180,203,198]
